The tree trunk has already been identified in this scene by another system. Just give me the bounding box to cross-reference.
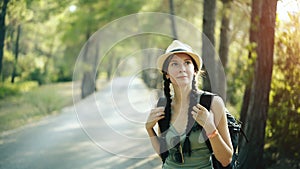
[81,32,97,98]
[169,0,177,40]
[202,0,216,92]
[0,0,10,80]
[218,0,231,101]
[81,71,95,98]
[239,0,262,129]
[106,55,114,81]
[11,24,21,83]
[238,0,277,168]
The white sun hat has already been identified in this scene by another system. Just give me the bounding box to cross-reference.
[156,40,202,72]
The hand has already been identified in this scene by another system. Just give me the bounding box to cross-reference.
[191,104,216,134]
[145,107,165,130]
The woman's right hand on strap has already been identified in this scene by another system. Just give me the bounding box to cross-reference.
[145,107,165,130]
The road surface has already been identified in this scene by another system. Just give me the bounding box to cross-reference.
[0,77,162,169]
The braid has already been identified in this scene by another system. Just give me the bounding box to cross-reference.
[158,73,172,163]
[182,75,200,156]
[158,74,172,134]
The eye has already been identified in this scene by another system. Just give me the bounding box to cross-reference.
[170,62,179,67]
[185,60,192,65]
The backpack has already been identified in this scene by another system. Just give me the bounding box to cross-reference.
[156,92,248,168]
[200,92,248,169]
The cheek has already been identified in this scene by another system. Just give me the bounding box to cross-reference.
[169,70,176,76]
[167,68,177,77]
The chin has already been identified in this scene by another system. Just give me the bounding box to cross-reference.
[174,81,191,87]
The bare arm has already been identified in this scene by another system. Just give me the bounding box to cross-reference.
[192,96,233,167]
[146,128,161,155]
[145,107,165,156]
[209,96,233,166]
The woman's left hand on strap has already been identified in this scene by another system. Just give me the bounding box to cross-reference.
[191,104,216,135]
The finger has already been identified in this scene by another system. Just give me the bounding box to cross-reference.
[191,111,198,119]
[196,104,205,109]
[157,115,165,121]
[156,112,165,117]
[149,114,163,123]
[197,104,209,112]
[193,106,201,112]
[156,106,165,111]
[151,107,163,113]
[196,104,207,112]
[159,112,165,115]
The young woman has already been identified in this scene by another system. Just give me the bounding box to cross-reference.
[145,40,233,168]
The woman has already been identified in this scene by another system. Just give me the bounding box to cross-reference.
[145,40,233,168]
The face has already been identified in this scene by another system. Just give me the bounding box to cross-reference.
[166,53,196,87]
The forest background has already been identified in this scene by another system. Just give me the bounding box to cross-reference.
[0,0,299,169]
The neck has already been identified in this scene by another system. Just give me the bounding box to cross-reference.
[173,85,192,104]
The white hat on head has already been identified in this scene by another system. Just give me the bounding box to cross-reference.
[156,40,202,72]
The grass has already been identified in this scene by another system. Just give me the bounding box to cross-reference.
[0,82,80,133]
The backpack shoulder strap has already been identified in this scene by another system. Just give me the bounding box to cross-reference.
[199,92,214,110]
[157,97,167,107]
[156,97,168,163]
[199,92,215,153]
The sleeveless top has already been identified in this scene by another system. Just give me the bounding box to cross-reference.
[162,124,213,169]
[162,119,212,169]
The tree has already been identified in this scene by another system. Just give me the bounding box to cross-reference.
[265,12,300,167]
[218,0,232,101]
[169,0,177,40]
[10,24,20,83]
[68,0,146,98]
[239,0,261,131]
[2,0,71,84]
[238,0,277,168]
[202,0,217,93]
[80,38,97,99]
[0,0,10,80]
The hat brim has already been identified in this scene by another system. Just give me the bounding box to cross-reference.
[157,51,202,72]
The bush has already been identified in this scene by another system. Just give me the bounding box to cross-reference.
[0,82,74,132]
[265,13,300,168]
[0,81,39,99]
[0,85,19,99]
[23,85,66,115]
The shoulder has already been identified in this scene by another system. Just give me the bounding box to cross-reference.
[210,95,227,128]
[211,95,225,107]
[209,94,226,116]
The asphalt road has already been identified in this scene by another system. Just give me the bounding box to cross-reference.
[0,77,162,169]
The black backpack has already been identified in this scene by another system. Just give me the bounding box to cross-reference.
[200,92,248,169]
[156,92,248,168]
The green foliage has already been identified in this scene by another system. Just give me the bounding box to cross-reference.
[224,1,251,107]
[0,82,74,132]
[27,68,45,85]
[0,84,19,99]
[3,0,71,83]
[0,81,38,99]
[226,39,249,107]
[3,1,299,167]
[265,13,300,168]
[23,86,65,115]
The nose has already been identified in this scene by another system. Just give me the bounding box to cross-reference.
[179,63,186,72]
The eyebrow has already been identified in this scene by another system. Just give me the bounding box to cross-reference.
[170,58,192,62]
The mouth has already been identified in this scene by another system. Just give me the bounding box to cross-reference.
[177,76,188,79]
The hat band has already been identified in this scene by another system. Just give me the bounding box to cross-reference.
[169,49,187,53]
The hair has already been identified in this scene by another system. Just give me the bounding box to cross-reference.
[158,53,202,162]
[182,74,200,156]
